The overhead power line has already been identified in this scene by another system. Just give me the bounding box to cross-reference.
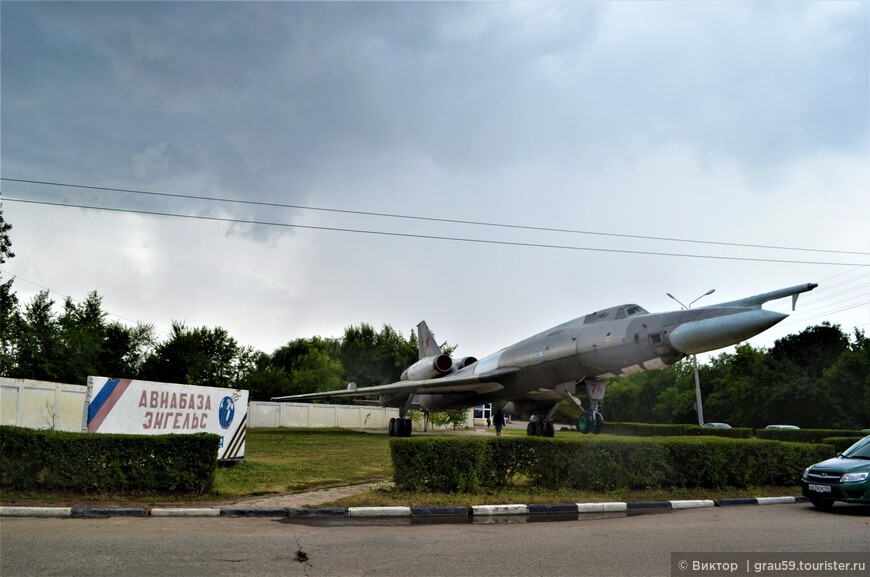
[4,177,868,257]
[5,196,870,267]
[0,268,170,336]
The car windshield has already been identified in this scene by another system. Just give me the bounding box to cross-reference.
[842,437,870,459]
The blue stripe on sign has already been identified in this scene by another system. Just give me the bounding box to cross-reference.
[87,378,121,424]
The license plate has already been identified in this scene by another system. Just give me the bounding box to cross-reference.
[809,484,832,493]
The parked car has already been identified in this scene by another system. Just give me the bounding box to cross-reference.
[701,422,731,429]
[765,424,800,430]
[802,436,870,509]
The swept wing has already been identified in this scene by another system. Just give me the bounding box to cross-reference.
[271,366,518,402]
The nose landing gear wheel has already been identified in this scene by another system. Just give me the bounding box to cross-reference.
[578,412,591,434]
[579,411,605,434]
[592,412,604,434]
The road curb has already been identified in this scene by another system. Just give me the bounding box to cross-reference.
[576,502,627,513]
[626,501,672,510]
[717,497,759,506]
[349,506,411,518]
[71,508,144,518]
[151,508,221,517]
[670,499,715,510]
[0,506,72,518]
[0,495,804,520]
[410,505,469,517]
[219,508,288,517]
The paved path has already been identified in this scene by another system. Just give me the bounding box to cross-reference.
[220,482,387,509]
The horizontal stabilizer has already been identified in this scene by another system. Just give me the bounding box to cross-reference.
[705,283,817,310]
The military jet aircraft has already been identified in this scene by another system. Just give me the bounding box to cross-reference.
[273,283,817,437]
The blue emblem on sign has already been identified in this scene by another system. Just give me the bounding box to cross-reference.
[218,396,235,429]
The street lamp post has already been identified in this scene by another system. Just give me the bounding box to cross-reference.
[667,289,715,426]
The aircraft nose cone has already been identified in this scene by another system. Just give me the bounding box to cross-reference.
[668,309,788,355]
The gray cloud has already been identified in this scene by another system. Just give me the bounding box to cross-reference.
[2,1,867,356]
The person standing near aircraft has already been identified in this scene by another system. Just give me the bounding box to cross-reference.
[493,409,505,437]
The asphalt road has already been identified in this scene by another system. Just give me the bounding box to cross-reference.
[2,503,868,577]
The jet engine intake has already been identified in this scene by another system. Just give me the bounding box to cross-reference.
[401,354,453,381]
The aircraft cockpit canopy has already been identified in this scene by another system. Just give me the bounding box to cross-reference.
[583,304,649,324]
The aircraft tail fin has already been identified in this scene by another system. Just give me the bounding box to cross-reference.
[417,321,442,359]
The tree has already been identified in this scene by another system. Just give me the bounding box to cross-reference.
[288,348,344,395]
[444,409,469,430]
[56,292,108,383]
[0,204,17,375]
[99,321,157,378]
[13,291,62,381]
[822,329,870,429]
[239,351,293,401]
[139,322,241,387]
[0,204,13,264]
[340,323,417,388]
[605,362,689,423]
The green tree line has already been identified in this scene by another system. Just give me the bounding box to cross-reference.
[0,288,426,402]
[605,323,869,430]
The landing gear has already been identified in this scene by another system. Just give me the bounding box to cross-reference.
[526,418,556,437]
[578,411,604,435]
[389,417,413,437]
[578,381,607,434]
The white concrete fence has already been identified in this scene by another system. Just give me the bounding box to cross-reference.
[1,378,87,432]
[1,378,470,432]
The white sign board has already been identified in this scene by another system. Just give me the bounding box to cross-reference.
[85,376,248,461]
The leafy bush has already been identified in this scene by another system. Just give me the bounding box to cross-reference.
[0,425,219,494]
[604,422,753,438]
[391,437,487,492]
[390,435,833,492]
[754,428,867,443]
[821,436,867,454]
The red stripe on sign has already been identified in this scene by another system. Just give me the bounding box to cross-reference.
[88,379,132,432]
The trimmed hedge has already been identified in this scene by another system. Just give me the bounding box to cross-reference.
[754,428,867,444]
[604,422,753,438]
[821,436,867,454]
[390,436,833,492]
[0,425,219,494]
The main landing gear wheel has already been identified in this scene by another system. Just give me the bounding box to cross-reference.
[579,411,605,434]
[526,421,556,437]
[388,417,413,437]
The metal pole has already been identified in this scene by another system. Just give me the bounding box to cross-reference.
[667,289,715,426]
[693,354,704,425]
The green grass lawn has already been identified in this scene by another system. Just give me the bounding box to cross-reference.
[213,428,393,497]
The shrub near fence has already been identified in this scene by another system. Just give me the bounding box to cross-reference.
[0,425,219,494]
[390,436,834,492]
[604,422,753,438]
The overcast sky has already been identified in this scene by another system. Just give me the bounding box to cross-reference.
[2,1,868,364]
